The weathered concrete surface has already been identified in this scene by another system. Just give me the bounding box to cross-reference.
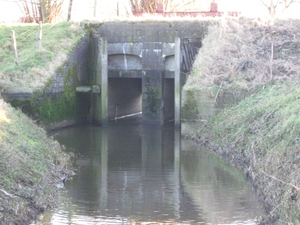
[97,21,208,42]
[89,21,207,125]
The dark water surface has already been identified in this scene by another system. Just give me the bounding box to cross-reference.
[37,123,262,225]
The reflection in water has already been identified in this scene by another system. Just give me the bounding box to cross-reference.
[38,123,262,225]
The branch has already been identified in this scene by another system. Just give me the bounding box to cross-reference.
[0,188,15,198]
[261,170,300,191]
[214,81,223,105]
[260,0,270,8]
[284,0,300,8]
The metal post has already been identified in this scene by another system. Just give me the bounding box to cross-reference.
[174,37,181,127]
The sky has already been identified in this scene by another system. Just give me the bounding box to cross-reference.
[1,0,300,23]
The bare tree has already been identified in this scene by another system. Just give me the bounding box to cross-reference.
[67,0,73,21]
[260,0,300,17]
[17,0,64,23]
[128,0,204,13]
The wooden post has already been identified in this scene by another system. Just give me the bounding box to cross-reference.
[174,37,181,127]
[117,1,119,17]
[37,21,42,50]
[10,30,19,65]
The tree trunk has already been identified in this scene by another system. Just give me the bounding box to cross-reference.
[94,0,97,17]
[67,0,73,21]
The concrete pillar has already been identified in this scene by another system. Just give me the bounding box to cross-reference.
[93,37,108,125]
[175,37,181,127]
[142,42,164,124]
[101,38,108,125]
[163,78,174,122]
[142,70,163,124]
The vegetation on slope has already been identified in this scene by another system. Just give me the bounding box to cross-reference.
[186,18,300,92]
[184,18,300,224]
[189,83,300,224]
[0,99,73,224]
[0,21,84,224]
[0,22,84,89]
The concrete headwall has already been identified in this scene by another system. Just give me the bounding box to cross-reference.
[88,21,207,124]
[97,21,208,42]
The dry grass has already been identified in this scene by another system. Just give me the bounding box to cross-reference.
[187,17,300,92]
[183,17,300,223]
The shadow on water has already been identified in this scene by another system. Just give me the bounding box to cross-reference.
[39,121,262,225]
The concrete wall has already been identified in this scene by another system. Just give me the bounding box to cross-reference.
[47,34,90,94]
[97,21,208,42]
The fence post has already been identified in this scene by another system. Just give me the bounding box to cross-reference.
[10,30,19,65]
[37,21,42,50]
[117,1,119,16]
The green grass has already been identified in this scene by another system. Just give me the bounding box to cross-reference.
[0,99,73,224]
[192,81,300,224]
[210,83,300,150]
[0,22,85,89]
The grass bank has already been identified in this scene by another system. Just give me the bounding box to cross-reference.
[186,82,300,224]
[0,22,85,89]
[0,22,85,224]
[0,99,73,224]
[183,18,300,224]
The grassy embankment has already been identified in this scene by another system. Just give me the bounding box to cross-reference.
[0,22,84,89]
[0,99,72,224]
[0,22,87,126]
[0,22,84,224]
[183,18,300,224]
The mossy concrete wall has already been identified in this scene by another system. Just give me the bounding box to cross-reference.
[4,35,91,129]
[42,35,91,128]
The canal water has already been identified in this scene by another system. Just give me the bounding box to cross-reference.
[38,122,262,225]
